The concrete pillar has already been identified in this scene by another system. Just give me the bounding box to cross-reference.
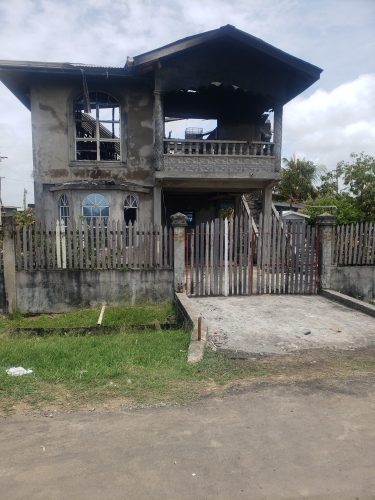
[262,184,273,218]
[153,91,164,171]
[317,213,336,290]
[153,185,162,226]
[171,212,188,292]
[2,215,17,314]
[273,103,283,171]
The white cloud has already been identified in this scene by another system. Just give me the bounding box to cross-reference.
[283,74,375,169]
[0,0,374,204]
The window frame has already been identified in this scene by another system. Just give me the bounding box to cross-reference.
[58,194,70,228]
[124,194,139,225]
[74,91,121,162]
[82,193,110,227]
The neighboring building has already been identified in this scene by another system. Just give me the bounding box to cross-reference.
[0,25,321,227]
[281,210,310,225]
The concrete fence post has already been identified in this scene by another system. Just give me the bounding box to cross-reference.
[171,212,188,293]
[2,215,17,314]
[317,213,336,290]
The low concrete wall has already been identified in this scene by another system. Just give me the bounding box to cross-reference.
[0,273,5,312]
[16,269,174,313]
[330,266,375,301]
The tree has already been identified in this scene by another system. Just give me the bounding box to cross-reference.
[303,195,362,225]
[275,155,319,203]
[336,153,375,221]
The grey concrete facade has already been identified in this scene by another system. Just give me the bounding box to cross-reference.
[16,269,173,313]
[0,25,322,228]
[330,266,375,301]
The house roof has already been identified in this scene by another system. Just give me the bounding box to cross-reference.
[281,210,310,219]
[130,24,322,80]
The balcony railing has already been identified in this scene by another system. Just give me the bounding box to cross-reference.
[164,139,274,157]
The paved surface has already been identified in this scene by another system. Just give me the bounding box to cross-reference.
[190,295,375,354]
[1,377,375,499]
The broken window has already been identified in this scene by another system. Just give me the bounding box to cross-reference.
[74,92,120,161]
[82,193,110,226]
[124,194,138,225]
[59,194,70,228]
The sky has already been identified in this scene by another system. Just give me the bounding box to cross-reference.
[0,0,374,206]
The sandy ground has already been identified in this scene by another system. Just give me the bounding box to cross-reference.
[189,295,375,354]
[1,376,375,499]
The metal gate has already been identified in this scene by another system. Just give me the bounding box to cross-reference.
[185,213,319,296]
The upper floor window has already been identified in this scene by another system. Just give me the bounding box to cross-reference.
[82,193,110,226]
[74,91,120,161]
[59,194,70,228]
[124,194,138,224]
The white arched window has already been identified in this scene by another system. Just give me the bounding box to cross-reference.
[82,193,110,226]
[59,194,70,227]
[124,194,138,225]
[74,91,120,161]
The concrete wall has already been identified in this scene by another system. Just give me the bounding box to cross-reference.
[330,266,375,301]
[16,269,173,313]
[0,273,5,312]
[30,77,155,225]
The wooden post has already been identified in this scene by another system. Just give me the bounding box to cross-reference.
[317,213,336,290]
[171,212,188,292]
[2,215,17,313]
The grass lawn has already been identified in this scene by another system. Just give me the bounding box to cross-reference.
[0,303,175,330]
[1,305,374,415]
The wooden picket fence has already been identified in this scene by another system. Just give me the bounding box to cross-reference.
[186,214,319,296]
[15,220,173,271]
[334,221,375,266]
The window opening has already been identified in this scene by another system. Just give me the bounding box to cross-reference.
[124,194,138,225]
[75,92,120,161]
[82,193,110,226]
[59,194,70,228]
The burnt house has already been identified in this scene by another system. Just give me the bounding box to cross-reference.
[0,25,321,227]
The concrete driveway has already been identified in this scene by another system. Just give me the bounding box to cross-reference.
[1,376,375,499]
[189,295,375,354]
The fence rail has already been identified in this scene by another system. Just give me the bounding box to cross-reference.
[14,220,173,271]
[334,222,375,266]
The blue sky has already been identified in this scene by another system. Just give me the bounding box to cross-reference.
[0,0,374,206]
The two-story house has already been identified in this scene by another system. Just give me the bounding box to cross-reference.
[0,25,321,227]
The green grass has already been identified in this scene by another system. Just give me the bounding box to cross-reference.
[0,327,269,414]
[0,303,175,331]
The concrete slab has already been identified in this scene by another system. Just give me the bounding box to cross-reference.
[189,295,375,355]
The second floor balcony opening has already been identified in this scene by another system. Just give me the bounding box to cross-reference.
[162,84,275,158]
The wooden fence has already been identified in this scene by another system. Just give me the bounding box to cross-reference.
[185,214,319,296]
[14,220,173,271]
[334,222,375,266]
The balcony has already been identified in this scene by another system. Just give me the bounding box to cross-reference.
[164,139,274,156]
[158,139,279,184]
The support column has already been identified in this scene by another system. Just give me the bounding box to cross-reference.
[153,90,164,171]
[3,215,17,314]
[317,213,336,290]
[262,184,273,218]
[171,212,188,293]
[153,185,162,226]
[273,103,283,171]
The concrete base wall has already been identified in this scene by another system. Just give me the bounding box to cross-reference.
[15,269,173,313]
[0,273,5,312]
[330,266,375,301]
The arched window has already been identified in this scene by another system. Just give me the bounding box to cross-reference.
[124,194,138,224]
[74,91,120,161]
[59,194,70,227]
[82,193,110,226]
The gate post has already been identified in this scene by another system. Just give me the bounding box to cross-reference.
[2,215,17,314]
[171,212,188,293]
[317,213,335,290]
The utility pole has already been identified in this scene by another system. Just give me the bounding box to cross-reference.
[0,176,4,226]
[0,154,6,225]
[23,188,28,211]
